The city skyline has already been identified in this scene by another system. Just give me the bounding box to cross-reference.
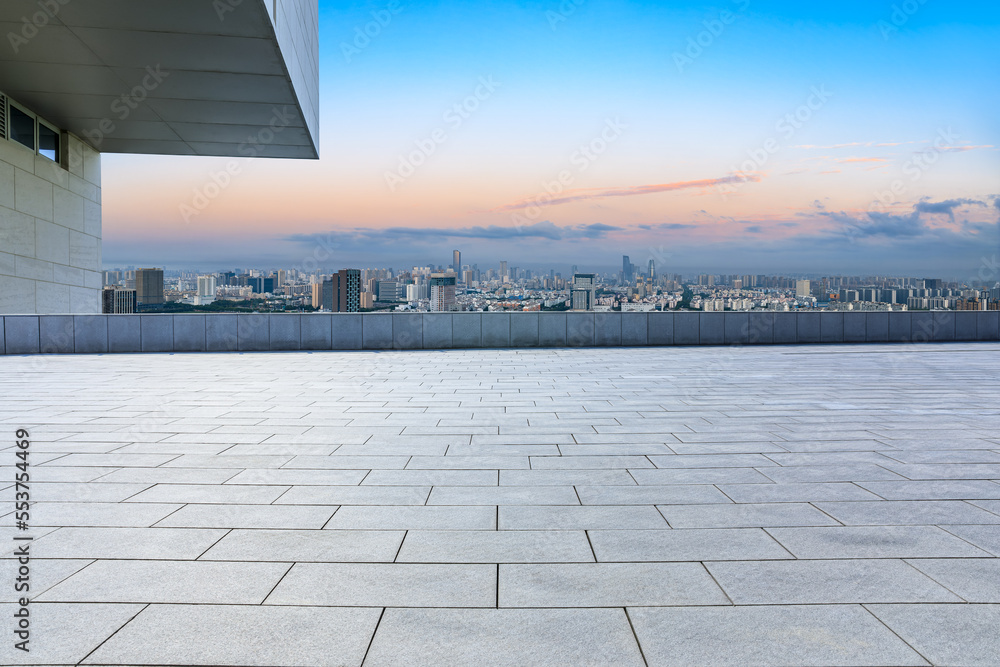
[101,1,999,275]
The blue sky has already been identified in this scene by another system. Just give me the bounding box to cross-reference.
[103,0,1000,278]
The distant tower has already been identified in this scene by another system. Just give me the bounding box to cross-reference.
[622,255,632,284]
[571,273,597,311]
[453,250,461,274]
[648,259,655,281]
[500,260,508,282]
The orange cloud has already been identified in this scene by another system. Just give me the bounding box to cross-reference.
[491,174,763,212]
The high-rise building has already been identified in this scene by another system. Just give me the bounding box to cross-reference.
[196,275,217,305]
[378,280,401,302]
[313,269,361,311]
[453,250,461,275]
[335,269,361,312]
[648,259,655,281]
[571,273,596,311]
[102,287,136,314]
[795,280,811,298]
[500,261,508,283]
[622,256,632,283]
[430,273,457,311]
[135,268,165,309]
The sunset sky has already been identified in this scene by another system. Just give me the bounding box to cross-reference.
[102,0,1000,278]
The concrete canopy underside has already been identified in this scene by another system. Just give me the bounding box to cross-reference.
[0,0,318,158]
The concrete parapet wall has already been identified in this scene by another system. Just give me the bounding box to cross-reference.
[1,311,997,355]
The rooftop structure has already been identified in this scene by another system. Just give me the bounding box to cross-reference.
[0,0,319,315]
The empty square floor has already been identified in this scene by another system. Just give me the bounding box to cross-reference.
[2,343,999,666]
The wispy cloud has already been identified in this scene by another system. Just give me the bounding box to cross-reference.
[491,175,762,212]
[937,144,994,153]
[837,157,888,163]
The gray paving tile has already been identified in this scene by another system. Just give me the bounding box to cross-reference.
[907,558,1000,602]
[125,483,289,504]
[405,455,529,469]
[658,503,841,528]
[759,464,906,483]
[364,608,645,667]
[577,485,732,505]
[499,505,669,530]
[0,558,92,597]
[325,505,495,530]
[631,467,774,485]
[26,482,153,503]
[274,485,430,505]
[38,560,290,603]
[718,482,882,503]
[0,602,143,666]
[92,467,242,484]
[815,500,1000,525]
[428,486,579,505]
[83,604,382,667]
[223,468,368,485]
[162,453,292,468]
[768,525,993,558]
[397,530,594,563]
[155,504,336,529]
[858,480,1000,500]
[266,563,495,607]
[629,605,929,667]
[34,527,226,560]
[201,529,404,562]
[27,502,181,527]
[589,528,791,562]
[648,454,777,468]
[363,469,498,486]
[500,562,729,607]
[939,523,1000,555]
[283,454,410,469]
[530,455,655,469]
[500,469,637,485]
[866,603,1000,667]
[707,559,960,604]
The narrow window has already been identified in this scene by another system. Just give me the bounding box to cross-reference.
[38,122,59,162]
[9,105,34,150]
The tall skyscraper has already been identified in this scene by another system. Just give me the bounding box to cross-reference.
[453,250,461,274]
[648,259,655,281]
[135,268,164,309]
[500,260,508,282]
[571,273,596,311]
[795,280,811,298]
[622,256,632,283]
[430,273,457,311]
[335,269,361,312]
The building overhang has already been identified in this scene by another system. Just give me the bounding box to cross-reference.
[0,0,318,159]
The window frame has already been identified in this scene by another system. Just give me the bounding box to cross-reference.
[2,92,67,170]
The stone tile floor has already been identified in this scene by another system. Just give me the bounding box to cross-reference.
[1,343,999,666]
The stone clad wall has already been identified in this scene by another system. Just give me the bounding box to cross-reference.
[0,133,101,315]
[0,311,997,355]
